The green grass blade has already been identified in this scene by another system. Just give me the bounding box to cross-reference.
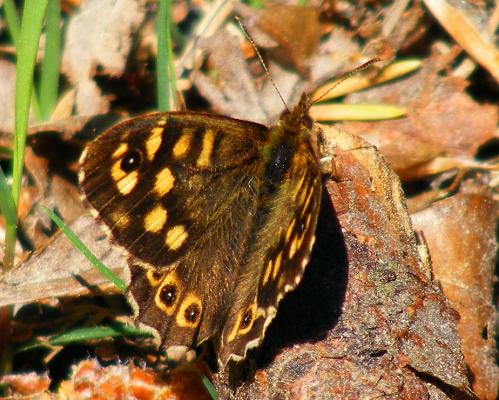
[156,0,176,111]
[49,324,150,345]
[39,0,61,121]
[13,0,48,206]
[0,167,17,229]
[16,323,151,352]
[165,0,177,107]
[42,207,126,292]
[0,147,13,157]
[201,375,219,400]
[5,0,48,269]
[247,0,263,8]
[0,167,17,267]
[3,0,43,122]
[2,0,20,45]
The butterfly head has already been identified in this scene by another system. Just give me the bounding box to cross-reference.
[278,93,314,138]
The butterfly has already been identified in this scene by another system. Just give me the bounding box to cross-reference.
[79,93,322,366]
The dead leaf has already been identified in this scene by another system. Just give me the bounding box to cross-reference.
[337,57,497,178]
[1,372,50,397]
[191,24,362,126]
[253,4,321,78]
[423,0,499,82]
[0,59,15,133]
[53,359,213,399]
[412,192,498,400]
[0,215,127,308]
[61,0,147,115]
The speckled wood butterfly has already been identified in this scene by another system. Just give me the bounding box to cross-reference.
[79,94,322,366]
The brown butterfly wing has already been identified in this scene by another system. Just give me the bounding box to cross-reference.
[80,112,270,349]
[219,135,322,365]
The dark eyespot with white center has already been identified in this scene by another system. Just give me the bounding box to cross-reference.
[121,150,142,172]
[185,303,200,323]
[240,309,253,330]
[160,284,177,307]
[298,221,305,234]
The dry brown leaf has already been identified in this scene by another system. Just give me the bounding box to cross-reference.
[2,359,214,399]
[0,372,51,397]
[253,4,321,78]
[423,0,499,82]
[61,0,147,115]
[412,192,498,400]
[337,58,497,178]
[191,23,363,126]
[0,59,16,133]
[0,215,126,308]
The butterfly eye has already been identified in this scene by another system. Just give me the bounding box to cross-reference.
[240,308,253,330]
[160,284,177,306]
[121,150,142,172]
[302,114,313,129]
[185,303,201,323]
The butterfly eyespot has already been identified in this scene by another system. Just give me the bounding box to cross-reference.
[298,221,305,234]
[121,150,142,172]
[146,269,164,286]
[160,284,177,307]
[240,309,253,330]
[185,303,200,323]
[151,270,163,281]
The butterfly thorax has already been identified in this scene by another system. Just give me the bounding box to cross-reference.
[261,95,315,192]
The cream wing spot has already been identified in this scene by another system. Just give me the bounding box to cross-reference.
[289,236,298,259]
[146,269,164,286]
[144,204,168,233]
[111,151,140,195]
[146,127,163,160]
[172,128,194,160]
[111,159,126,182]
[302,186,315,216]
[226,313,242,343]
[262,259,273,286]
[226,303,258,343]
[197,128,215,167]
[285,218,296,242]
[112,143,128,159]
[272,252,283,280]
[110,211,130,229]
[165,225,188,250]
[296,231,306,250]
[117,171,138,195]
[154,167,175,197]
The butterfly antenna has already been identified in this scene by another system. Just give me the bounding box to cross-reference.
[312,58,381,105]
[235,16,290,113]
